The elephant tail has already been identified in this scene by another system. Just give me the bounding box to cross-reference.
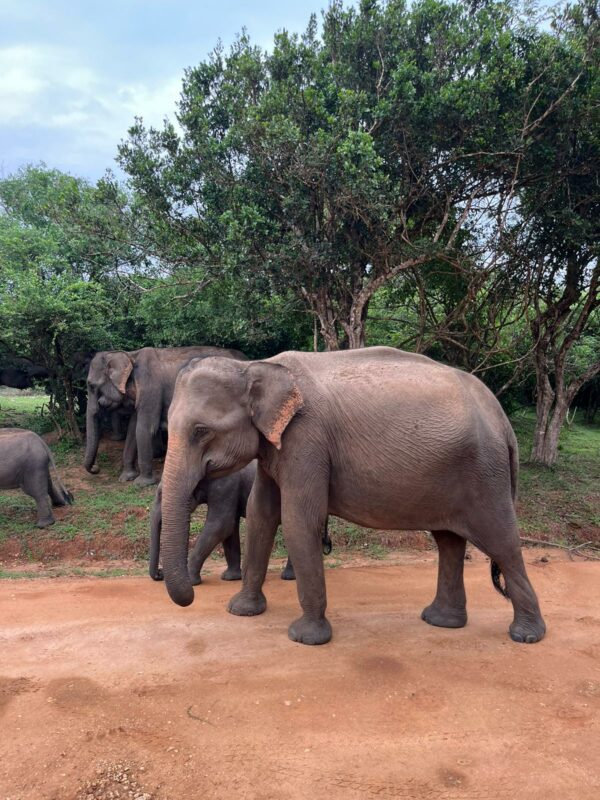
[491,426,518,600]
[507,430,519,508]
[322,520,332,555]
[491,561,510,599]
[44,442,74,505]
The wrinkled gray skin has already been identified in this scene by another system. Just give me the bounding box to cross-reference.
[149,461,296,584]
[0,428,73,527]
[84,346,245,487]
[160,347,546,647]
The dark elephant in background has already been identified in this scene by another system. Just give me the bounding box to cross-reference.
[159,346,546,646]
[149,461,297,584]
[84,346,246,486]
[0,428,73,527]
[0,357,50,390]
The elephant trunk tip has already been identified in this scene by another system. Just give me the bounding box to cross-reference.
[85,463,100,474]
[166,580,195,607]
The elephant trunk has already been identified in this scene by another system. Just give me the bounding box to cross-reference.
[83,393,100,474]
[161,435,195,607]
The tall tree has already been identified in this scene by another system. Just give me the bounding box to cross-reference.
[0,166,143,436]
[118,0,543,349]
[506,2,600,465]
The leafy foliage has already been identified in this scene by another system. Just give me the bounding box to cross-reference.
[0,1,598,467]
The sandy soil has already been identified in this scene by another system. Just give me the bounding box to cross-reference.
[1,553,600,800]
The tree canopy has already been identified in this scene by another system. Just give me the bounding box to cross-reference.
[1,0,598,464]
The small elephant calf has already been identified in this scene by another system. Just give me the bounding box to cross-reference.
[149,461,296,584]
[0,428,73,528]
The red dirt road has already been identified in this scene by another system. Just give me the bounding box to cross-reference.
[1,554,600,799]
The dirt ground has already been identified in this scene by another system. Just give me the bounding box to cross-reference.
[1,551,600,800]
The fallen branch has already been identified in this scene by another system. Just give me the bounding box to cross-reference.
[187,702,216,725]
[520,536,600,561]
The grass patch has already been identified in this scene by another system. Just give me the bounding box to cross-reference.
[0,391,54,434]
[511,409,600,542]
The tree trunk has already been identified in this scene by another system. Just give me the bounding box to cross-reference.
[340,293,370,349]
[308,289,341,351]
[530,393,570,466]
[62,376,82,441]
[530,359,555,463]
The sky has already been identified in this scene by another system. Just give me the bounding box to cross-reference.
[0,0,329,182]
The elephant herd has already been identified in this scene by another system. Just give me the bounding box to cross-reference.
[1,344,547,647]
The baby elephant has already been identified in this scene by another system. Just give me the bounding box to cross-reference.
[149,461,297,584]
[0,428,73,527]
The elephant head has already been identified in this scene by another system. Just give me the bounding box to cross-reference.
[161,357,303,607]
[83,351,134,473]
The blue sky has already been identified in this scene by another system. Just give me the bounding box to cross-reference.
[0,0,329,182]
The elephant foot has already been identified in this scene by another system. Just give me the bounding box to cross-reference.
[150,568,164,581]
[189,572,202,586]
[421,602,467,629]
[288,615,332,645]
[280,563,296,581]
[221,567,242,581]
[36,517,55,529]
[228,590,266,617]
[509,616,546,644]
[133,474,157,487]
[119,469,138,483]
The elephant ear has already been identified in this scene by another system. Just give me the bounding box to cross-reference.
[106,352,134,396]
[246,362,303,450]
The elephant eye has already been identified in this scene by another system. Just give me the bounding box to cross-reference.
[193,425,210,440]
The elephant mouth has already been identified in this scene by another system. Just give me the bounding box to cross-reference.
[98,397,118,410]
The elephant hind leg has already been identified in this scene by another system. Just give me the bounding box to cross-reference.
[422,530,468,629]
[23,470,54,528]
[221,526,242,581]
[467,512,546,644]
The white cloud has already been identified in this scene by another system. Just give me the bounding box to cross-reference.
[0,42,181,177]
[0,46,49,123]
[116,78,181,127]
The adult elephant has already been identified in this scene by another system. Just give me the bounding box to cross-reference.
[159,347,546,646]
[83,346,245,486]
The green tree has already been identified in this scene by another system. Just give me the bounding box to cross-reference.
[503,2,600,465]
[0,166,143,436]
[119,0,544,349]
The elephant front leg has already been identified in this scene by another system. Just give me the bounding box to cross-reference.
[133,412,158,486]
[119,411,139,482]
[187,510,238,585]
[228,466,280,618]
[221,527,242,581]
[281,490,331,645]
[421,530,468,628]
[109,409,126,441]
